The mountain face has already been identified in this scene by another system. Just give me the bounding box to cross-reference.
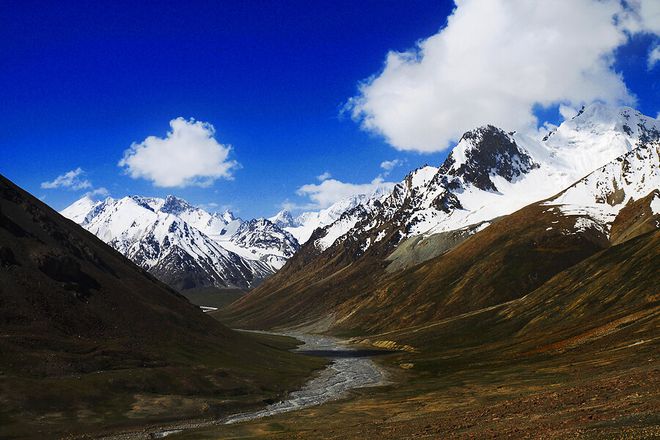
[222,104,660,331]
[0,174,324,438]
[61,195,299,290]
[438,125,539,192]
[308,104,660,256]
[227,218,300,267]
[546,141,659,235]
[269,186,393,244]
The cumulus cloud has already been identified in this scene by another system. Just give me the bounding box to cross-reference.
[41,168,92,190]
[618,0,660,35]
[348,0,660,153]
[119,118,238,187]
[295,176,395,209]
[317,171,332,181]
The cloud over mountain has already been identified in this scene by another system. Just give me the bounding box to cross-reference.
[348,0,660,153]
[41,167,92,190]
[119,118,238,187]
[295,176,394,209]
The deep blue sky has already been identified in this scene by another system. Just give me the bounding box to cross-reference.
[1,1,657,218]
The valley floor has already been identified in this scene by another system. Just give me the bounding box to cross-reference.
[20,301,648,440]
[169,326,659,439]
[55,292,659,440]
[0,332,326,440]
[90,332,390,439]
[182,365,659,439]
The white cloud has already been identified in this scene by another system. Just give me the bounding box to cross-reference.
[618,0,660,35]
[649,45,660,69]
[41,168,92,190]
[84,187,109,198]
[380,159,403,171]
[295,176,394,209]
[348,0,660,153]
[119,118,238,187]
[317,171,332,181]
[558,104,579,121]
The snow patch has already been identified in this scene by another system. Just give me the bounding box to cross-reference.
[651,194,660,215]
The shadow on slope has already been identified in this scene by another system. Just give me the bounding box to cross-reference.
[0,174,324,439]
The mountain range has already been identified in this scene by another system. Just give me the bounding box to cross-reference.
[61,182,392,292]
[61,194,300,291]
[61,103,659,308]
[222,103,660,331]
[2,102,658,438]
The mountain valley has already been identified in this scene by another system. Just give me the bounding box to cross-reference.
[5,2,660,438]
[2,104,658,439]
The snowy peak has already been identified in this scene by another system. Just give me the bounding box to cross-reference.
[233,218,299,258]
[547,142,660,234]
[269,209,297,229]
[405,165,439,190]
[306,104,660,253]
[439,125,538,192]
[542,103,660,176]
[160,195,195,215]
[279,185,394,245]
[61,194,298,290]
[556,103,658,143]
[222,210,237,223]
[60,195,101,224]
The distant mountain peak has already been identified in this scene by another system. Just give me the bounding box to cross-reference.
[61,194,299,290]
[269,209,296,228]
[161,195,194,215]
[221,209,237,223]
[439,125,538,192]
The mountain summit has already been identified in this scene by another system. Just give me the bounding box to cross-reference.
[61,195,300,290]
[306,104,660,255]
[223,104,660,331]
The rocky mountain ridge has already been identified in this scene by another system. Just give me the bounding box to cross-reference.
[222,103,660,332]
[61,194,299,290]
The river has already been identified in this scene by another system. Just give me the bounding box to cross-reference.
[150,332,386,438]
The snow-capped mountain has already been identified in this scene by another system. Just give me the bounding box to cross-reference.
[546,141,660,236]
[61,195,299,290]
[309,103,660,254]
[269,186,393,244]
[216,218,300,269]
[225,104,659,333]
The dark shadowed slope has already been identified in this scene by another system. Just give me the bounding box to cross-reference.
[0,174,324,439]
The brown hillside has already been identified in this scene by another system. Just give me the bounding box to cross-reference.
[222,200,610,334]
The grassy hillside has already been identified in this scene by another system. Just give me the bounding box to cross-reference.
[178,229,660,439]
[0,174,325,439]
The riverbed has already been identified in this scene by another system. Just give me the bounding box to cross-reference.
[149,332,386,438]
[224,332,386,424]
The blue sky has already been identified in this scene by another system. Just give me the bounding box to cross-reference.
[1,0,658,218]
